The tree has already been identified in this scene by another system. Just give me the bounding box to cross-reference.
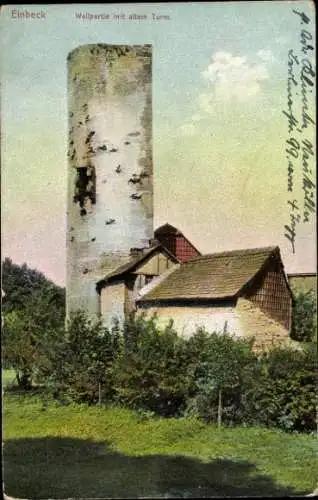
[2,309,37,389]
[185,330,256,427]
[244,344,318,432]
[113,313,190,416]
[2,259,65,388]
[291,291,317,342]
[48,311,120,404]
[2,288,65,389]
[2,257,64,313]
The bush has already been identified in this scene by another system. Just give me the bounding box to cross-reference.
[291,291,317,342]
[182,331,317,433]
[46,311,120,404]
[2,290,65,390]
[113,313,190,416]
[25,308,316,433]
[242,344,318,432]
[183,330,257,426]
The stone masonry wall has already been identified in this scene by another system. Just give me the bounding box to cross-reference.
[236,297,300,352]
[66,44,153,317]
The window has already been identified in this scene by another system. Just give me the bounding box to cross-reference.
[145,275,154,285]
[134,274,155,292]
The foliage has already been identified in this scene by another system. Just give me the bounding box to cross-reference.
[113,313,190,416]
[1,368,17,389]
[2,288,65,389]
[242,344,318,432]
[47,311,120,404]
[291,291,317,342]
[2,258,65,388]
[2,258,317,434]
[2,310,36,389]
[184,330,257,426]
[2,257,65,314]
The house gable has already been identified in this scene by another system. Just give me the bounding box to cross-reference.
[98,245,179,320]
[241,249,292,330]
[124,248,178,314]
[96,244,178,292]
[236,297,296,352]
[133,250,176,276]
[155,223,201,263]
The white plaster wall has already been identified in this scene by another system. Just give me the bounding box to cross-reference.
[100,282,126,329]
[66,45,153,317]
[138,304,242,338]
[137,298,300,351]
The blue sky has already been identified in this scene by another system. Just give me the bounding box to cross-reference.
[1,2,316,285]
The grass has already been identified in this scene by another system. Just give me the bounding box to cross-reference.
[2,368,16,389]
[3,387,317,499]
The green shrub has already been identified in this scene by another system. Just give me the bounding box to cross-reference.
[2,291,65,390]
[113,313,190,416]
[21,306,316,433]
[291,291,317,342]
[183,330,257,426]
[46,311,120,404]
[242,345,318,432]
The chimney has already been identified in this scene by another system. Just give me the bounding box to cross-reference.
[130,248,145,258]
[149,238,159,247]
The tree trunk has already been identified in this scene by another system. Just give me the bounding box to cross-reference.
[16,371,32,390]
[98,381,102,405]
[217,389,222,428]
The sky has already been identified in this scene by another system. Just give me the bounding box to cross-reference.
[1,2,316,286]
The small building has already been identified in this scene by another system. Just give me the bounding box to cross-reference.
[95,223,201,328]
[137,246,295,351]
[96,243,179,328]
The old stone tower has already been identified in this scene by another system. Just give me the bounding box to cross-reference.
[66,44,153,316]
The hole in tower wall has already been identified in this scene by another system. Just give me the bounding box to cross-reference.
[73,166,96,215]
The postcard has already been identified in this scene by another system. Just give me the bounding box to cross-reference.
[1,2,316,499]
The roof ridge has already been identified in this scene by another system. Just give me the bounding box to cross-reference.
[96,243,180,289]
[138,245,286,303]
[185,246,278,263]
[155,223,179,234]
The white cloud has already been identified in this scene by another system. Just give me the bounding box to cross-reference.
[201,51,269,104]
[179,50,270,133]
[197,93,215,114]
